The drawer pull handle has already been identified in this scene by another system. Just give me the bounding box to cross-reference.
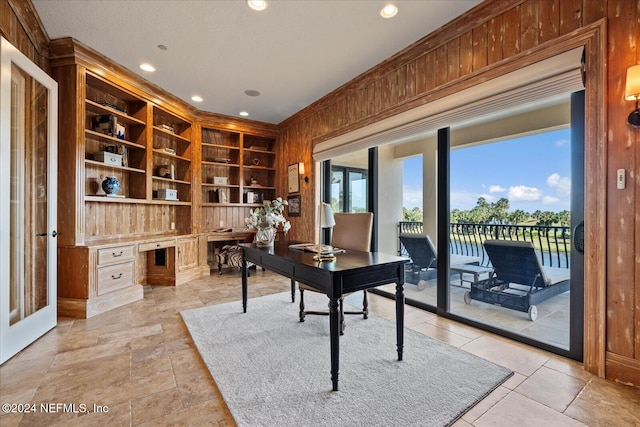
[112,251,123,257]
[111,273,123,280]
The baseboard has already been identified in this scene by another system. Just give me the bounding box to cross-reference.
[58,285,144,319]
[606,351,640,388]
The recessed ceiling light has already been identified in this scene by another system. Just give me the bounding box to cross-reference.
[244,89,261,97]
[239,111,249,117]
[380,4,398,18]
[191,95,203,102]
[139,63,155,72]
[247,0,267,11]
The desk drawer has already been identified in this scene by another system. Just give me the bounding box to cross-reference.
[97,245,136,266]
[138,239,175,252]
[97,262,135,295]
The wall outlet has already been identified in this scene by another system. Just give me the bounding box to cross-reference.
[170,222,175,230]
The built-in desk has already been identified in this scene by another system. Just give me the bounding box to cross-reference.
[58,234,208,318]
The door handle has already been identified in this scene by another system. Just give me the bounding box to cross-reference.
[36,231,60,237]
[572,221,584,255]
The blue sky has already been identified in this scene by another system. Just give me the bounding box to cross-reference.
[403,128,572,213]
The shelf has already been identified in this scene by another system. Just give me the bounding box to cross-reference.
[202,202,244,207]
[244,147,275,155]
[202,142,240,150]
[152,176,191,185]
[202,160,240,167]
[245,185,275,190]
[85,159,146,173]
[201,183,239,188]
[150,199,191,206]
[244,165,276,171]
[153,125,191,143]
[85,195,145,203]
[85,99,146,126]
[152,148,191,162]
[85,129,145,150]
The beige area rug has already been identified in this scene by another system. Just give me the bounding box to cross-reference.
[181,292,512,427]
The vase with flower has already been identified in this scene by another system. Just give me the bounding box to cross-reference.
[245,197,291,247]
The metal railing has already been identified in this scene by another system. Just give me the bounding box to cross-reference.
[398,221,571,268]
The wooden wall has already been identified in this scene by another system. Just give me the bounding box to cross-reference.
[0,0,49,70]
[277,0,640,386]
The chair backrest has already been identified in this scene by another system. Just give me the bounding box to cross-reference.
[331,212,373,252]
[398,234,437,269]
[483,240,549,287]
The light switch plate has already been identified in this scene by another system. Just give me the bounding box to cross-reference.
[617,169,625,189]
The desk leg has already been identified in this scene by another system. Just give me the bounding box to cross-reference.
[241,253,248,313]
[329,297,340,391]
[291,279,296,303]
[396,281,405,361]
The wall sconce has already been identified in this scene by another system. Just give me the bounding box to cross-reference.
[625,65,640,126]
[299,162,309,183]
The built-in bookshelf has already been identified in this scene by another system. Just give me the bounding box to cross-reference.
[151,106,193,204]
[201,128,241,205]
[83,72,148,202]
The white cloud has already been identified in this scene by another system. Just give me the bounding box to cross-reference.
[547,173,571,197]
[450,191,495,210]
[489,185,506,193]
[542,196,560,204]
[403,187,423,209]
[555,139,569,147]
[508,185,543,201]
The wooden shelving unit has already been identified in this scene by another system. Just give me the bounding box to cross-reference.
[50,37,278,318]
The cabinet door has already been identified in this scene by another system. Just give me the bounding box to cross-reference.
[177,237,198,271]
[0,37,58,364]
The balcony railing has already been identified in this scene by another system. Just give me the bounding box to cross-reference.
[398,222,571,268]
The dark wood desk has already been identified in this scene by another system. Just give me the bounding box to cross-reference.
[240,242,408,391]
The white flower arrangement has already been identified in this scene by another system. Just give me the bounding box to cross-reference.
[245,197,291,234]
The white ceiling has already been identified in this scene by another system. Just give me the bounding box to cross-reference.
[32,0,481,124]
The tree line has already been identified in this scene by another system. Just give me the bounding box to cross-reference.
[403,196,570,226]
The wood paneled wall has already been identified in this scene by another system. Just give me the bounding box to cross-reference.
[277,0,639,386]
[0,0,49,70]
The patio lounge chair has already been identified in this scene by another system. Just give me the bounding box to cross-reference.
[399,234,481,290]
[464,239,570,321]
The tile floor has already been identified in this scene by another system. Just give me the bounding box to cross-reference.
[1,269,639,426]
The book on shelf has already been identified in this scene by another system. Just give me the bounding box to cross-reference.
[97,100,127,114]
[202,128,223,145]
[161,124,175,133]
[93,114,115,136]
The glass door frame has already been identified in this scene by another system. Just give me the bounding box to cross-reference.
[436,122,584,361]
[0,36,58,364]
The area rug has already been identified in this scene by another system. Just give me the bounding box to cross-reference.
[180,292,512,427]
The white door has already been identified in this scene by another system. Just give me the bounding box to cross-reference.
[0,37,58,364]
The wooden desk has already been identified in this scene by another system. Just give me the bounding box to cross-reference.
[240,242,408,391]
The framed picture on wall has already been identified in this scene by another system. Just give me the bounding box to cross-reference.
[288,163,300,193]
[287,194,301,217]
